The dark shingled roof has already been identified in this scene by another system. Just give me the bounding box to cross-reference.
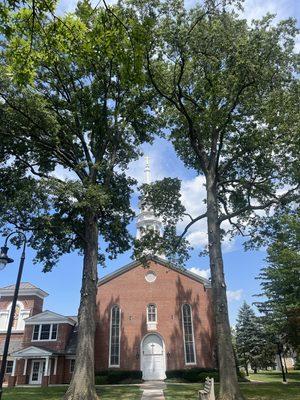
[65,326,78,355]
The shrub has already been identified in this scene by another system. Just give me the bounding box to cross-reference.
[197,371,219,382]
[166,368,247,383]
[95,370,142,385]
[166,368,218,382]
[294,354,300,370]
[95,375,108,385]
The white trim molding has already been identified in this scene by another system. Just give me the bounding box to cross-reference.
[0,284,48,299]
[0,301,30,332]
[25,310,76,326]
[11,346,54,358]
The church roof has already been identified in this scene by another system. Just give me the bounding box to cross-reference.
[0,282,48,299]
[98,255,211,287]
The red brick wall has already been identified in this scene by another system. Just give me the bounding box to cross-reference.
[0,295,44,316]
[0,332,23,347]
[22,324,73,352]
[95,260,215,372]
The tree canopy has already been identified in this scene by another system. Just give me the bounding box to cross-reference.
[0,1,156,399]
[0,0,156,269]
[256,209,300,351]
[132,1,299,399]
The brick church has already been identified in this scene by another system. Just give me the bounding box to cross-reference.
[0,160,215,387]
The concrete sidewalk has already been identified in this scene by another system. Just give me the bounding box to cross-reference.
[141,381,166,400]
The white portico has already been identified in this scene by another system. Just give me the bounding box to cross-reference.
[10,346,57,385]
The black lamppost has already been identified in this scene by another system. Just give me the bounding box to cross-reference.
[276,341,287,383]
[0,232,27,400]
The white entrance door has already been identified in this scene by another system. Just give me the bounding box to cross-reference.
[142,334,166,380]
[29,360,45,385]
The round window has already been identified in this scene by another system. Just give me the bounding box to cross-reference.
[145,271,157,283]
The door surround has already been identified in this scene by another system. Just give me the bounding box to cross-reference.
[29,359,45,385]
[140,333,166,380]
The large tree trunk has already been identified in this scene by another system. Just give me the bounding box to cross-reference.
[206,172,245,400]
[64,210,99,400]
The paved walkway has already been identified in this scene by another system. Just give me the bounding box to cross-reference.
[141,381,166,400]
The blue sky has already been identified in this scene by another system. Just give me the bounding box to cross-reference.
[1,0,299,325]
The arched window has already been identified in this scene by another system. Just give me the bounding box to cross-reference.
[0,301,29,331]
[182,304,196,364]
[12,305,20,329]
[109,305,121,367]
[147,304,157,323]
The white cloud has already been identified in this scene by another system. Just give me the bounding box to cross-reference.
[180,175,207,219]
[51,165,78,181]
[241,0,296,23]
[187,230,208,247]
[179,175,236,252]
[227,289,243,302]
[189,267,210,279]
[57,0,117,15]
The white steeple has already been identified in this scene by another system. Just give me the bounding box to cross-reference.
[145,155,151,184]
[136,157,163,242]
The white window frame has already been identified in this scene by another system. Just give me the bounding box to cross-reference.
[0,301,29,332]
[32,323,58,342]
[181,304,197,365]
[5,360,14,374]
[109,305,121,368]
[69,359,75,373]
[146,304,157,323]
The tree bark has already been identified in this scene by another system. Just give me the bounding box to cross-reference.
[64,210,99,400]
[206,172,245,400]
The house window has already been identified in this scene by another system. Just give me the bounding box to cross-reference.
[70,359,75,373]
[12,305,20,330]
[109,305,121,367]
[182,304,196,364]
[51,324,58,340]
[5,361,14,374]
[147,304,157,322]
[0,301,29,331]
[32,324,58,341]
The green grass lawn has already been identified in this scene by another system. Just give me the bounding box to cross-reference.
[164,371,300,400]
[249,370,300,383]
[164,382,300,400]
[2,386,142,400]
[2,372,300,400]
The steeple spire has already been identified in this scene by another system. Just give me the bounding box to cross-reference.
[144,156,151,184]
[136,157,164,257]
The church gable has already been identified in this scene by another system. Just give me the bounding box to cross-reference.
[96,254,215,373]
[98,255,211,288]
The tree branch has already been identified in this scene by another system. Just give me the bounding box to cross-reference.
[219,185,300,223]
[176,211,208,247]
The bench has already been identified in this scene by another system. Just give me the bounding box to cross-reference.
[198,377,215,400]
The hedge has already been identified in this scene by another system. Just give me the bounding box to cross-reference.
[166,368,219,382]
[95,370,142,384]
